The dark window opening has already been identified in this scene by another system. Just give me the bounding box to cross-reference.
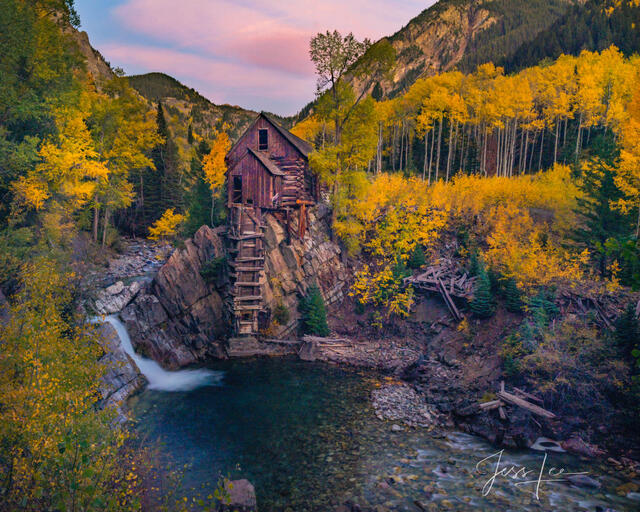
[232,175,242,203]
[258,129,268,151]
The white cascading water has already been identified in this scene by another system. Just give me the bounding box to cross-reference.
[96,315,223,392]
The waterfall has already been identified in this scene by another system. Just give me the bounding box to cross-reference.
[96,315,224,392]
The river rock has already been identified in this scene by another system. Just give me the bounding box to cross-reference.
[567,474,602,489]
[95,321,145,420]
[371,384,436,427]
[121,225,229,369]
[218,479,256,511]
[561,436,605,458]
[93,280,142,315]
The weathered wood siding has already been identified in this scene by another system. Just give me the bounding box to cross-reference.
[227,117,303,170]
[229,151,284,209]
[227,114,315,208]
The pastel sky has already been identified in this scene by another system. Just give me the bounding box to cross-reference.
[75,0,436,115]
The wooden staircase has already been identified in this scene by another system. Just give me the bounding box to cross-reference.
[228,205,265,335]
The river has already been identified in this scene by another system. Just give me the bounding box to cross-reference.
[128,357,640,512]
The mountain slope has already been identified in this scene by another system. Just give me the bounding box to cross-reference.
[361,0,581,98]
[501,0,640,73]
[127,73,258,141]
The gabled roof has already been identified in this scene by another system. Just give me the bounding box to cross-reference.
[248,148,285,176]
[260,112,314,158]
[227,112,314,161]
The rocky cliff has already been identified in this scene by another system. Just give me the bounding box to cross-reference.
[261,205,347,338]
[121,226,229,369]
[120,206,347,367]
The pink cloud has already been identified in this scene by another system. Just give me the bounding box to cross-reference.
[101,43,313,112]
[113,0,432,73]
[96,0,436,113]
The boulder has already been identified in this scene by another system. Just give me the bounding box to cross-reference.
[218,479,256,512]
[93,280,142,315]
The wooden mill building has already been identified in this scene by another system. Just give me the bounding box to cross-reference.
[225,112,317,335]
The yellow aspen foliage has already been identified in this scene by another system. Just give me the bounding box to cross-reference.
[290,115,323,143]
[484,204,590,289]
[614,79,640,230]
[203,131,231,193]
[0,259,139,511]
[148,208,185,240]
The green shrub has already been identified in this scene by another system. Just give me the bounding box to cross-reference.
[200,256,226,283]
[273,302,290,326]
[615,303,640,359]
[298,285,330,336]
[407,245,426,269]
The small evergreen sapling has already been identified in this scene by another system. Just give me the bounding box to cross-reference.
[298,285,330,336]
[470,263,495,318]
[407,245,426,269]
[505,278,523,313]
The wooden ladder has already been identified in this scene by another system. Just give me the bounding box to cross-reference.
[228,205,265,335]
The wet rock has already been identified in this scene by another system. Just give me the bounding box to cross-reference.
[218,479,256,511]
[391,424,403,432]
[372,384,436,427]
[93,280,142,315]
[561,436,605,458]
[95,322,145,420]
[567,474,602,489]
[530,437,565,453]
[121,226,229,369]
[298,340,319,361]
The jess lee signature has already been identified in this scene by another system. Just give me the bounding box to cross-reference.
[475,450,590,500]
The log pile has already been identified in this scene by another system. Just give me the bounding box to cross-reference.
[404,261,476,321]
[556,287,631,329]
[479,381,555,420]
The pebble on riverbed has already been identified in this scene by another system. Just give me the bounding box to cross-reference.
[371,384,437,428]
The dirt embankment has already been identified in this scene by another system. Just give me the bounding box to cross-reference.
[322,293,640,471]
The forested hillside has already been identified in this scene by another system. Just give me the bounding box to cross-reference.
[502,0,640,72]
[350,0,579,98]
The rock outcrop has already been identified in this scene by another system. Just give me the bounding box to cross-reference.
[119,206,348,367]
[121,226,229,369]
[261,205,347,338]
[95,322,145,421]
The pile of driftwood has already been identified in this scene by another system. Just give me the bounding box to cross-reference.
[404,262,476,321]
[556,286,639,329]
[480,381,555,421]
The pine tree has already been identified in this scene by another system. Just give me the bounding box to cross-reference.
[187,123,194,144]
[407,245,426,269]
[299,285,330,336]
[470,263,495,318]
[504,278,523,313]
[615,303,640,360]
[573,135,631,277]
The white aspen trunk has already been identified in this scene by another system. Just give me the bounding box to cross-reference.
[435,118,443,182]
[575,111,583,160]
[446,120,454,182]
[554,118,559,164]
[539,127,545,171]
[422,131,428,181]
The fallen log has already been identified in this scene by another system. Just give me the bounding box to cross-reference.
[302,335,351,344]
[498,390,556,419]
[479,399,503,411]
[513,387,543,404]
